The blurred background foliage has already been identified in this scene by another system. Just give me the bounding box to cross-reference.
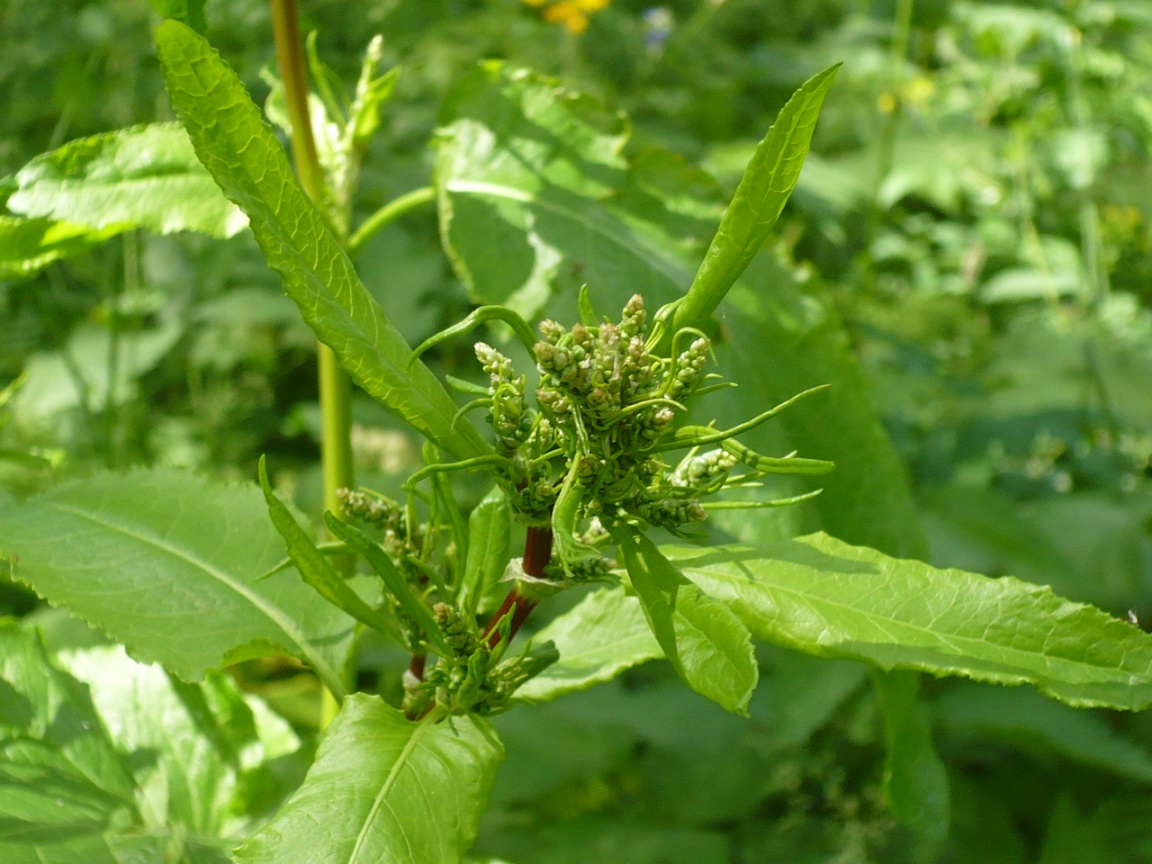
[4,0,1152,861]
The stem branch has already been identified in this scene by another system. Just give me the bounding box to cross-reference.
[347,186,436,256]
[481,525,553,649]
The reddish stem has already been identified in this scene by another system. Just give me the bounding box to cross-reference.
[409,653,426,681]
[522,524,554,577]
[480,525,552,649]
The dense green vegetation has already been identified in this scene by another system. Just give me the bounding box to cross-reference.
[4,1,1152,862]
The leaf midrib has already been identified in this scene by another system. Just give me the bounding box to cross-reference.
[47,501,343,693]
[685,556,1148,684]
[171,43,481,461]
[347,714,434,863]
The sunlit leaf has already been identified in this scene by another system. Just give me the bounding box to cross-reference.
[614,529,758,715]
[664,63,840,340]
[0,469,354,695]
[672,533,1152,710]
[0,215,120,279]
[514,586,662,703]
[155,20,490,462]
[436,62,720,320]
[234,695,503,864]
[7,123,246,238]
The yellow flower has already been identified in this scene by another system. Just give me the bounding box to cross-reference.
[525,0,610,35]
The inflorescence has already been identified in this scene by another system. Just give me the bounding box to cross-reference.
[336,291,832,716]
[471,293,830,563]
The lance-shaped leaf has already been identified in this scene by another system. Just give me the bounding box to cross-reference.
[155,21,490,462]
[6,123,246,238]
[324,513,449,656]
[0,469,354,697]
[663,64,841,339]
[514,585,663,703]
[669,532,1152,711]
[458,486,511,619]
[613,529,757,715]
[234,695,503,864]
[258,457,402,644]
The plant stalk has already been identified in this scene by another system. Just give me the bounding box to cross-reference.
[347,186,436,256]
[270,0,355,730]
[481,525,553,649]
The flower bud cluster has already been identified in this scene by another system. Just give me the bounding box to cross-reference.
[544,553,615,584]
[635,496,707,529]
[475,343,530,453]
[337,487,403,530]
[402,602,558,717]
[668,337,710,401]
[473,293,735,542]
[670,449,738,492]
[434,602,478,656]
[528,295,712,525]
[337,487,424,561]
[339,487,436,650]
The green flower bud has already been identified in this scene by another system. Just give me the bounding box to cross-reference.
[621,294,646,339]
[538,319,566,344]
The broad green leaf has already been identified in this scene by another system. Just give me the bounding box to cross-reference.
[0,469,354,696]
[937,685,1152,783]
[0,622,300,863]
[234,694,503,864]
[873,670,950,845]
[0,622,140,864]
[664,64,840,339]
[514,586,662,703]
[7,123,246,238]
[614,529,757,715]
[56,642,300,850]
[436,62,719,320]
[146,0,207,33]
[155,21,490,462]
[0,215,120,279]
[258,458,402,643]
[670,532,1152,710]
[459,486,511,619]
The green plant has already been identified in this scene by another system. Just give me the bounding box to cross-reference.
[5,3,1152,863]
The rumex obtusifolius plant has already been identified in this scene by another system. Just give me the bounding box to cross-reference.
[344,291,832,719]
[9,15,1152,863]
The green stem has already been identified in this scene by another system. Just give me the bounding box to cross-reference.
[270,0,355,730]
[347,186,436,256]
[270,0,326,207]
